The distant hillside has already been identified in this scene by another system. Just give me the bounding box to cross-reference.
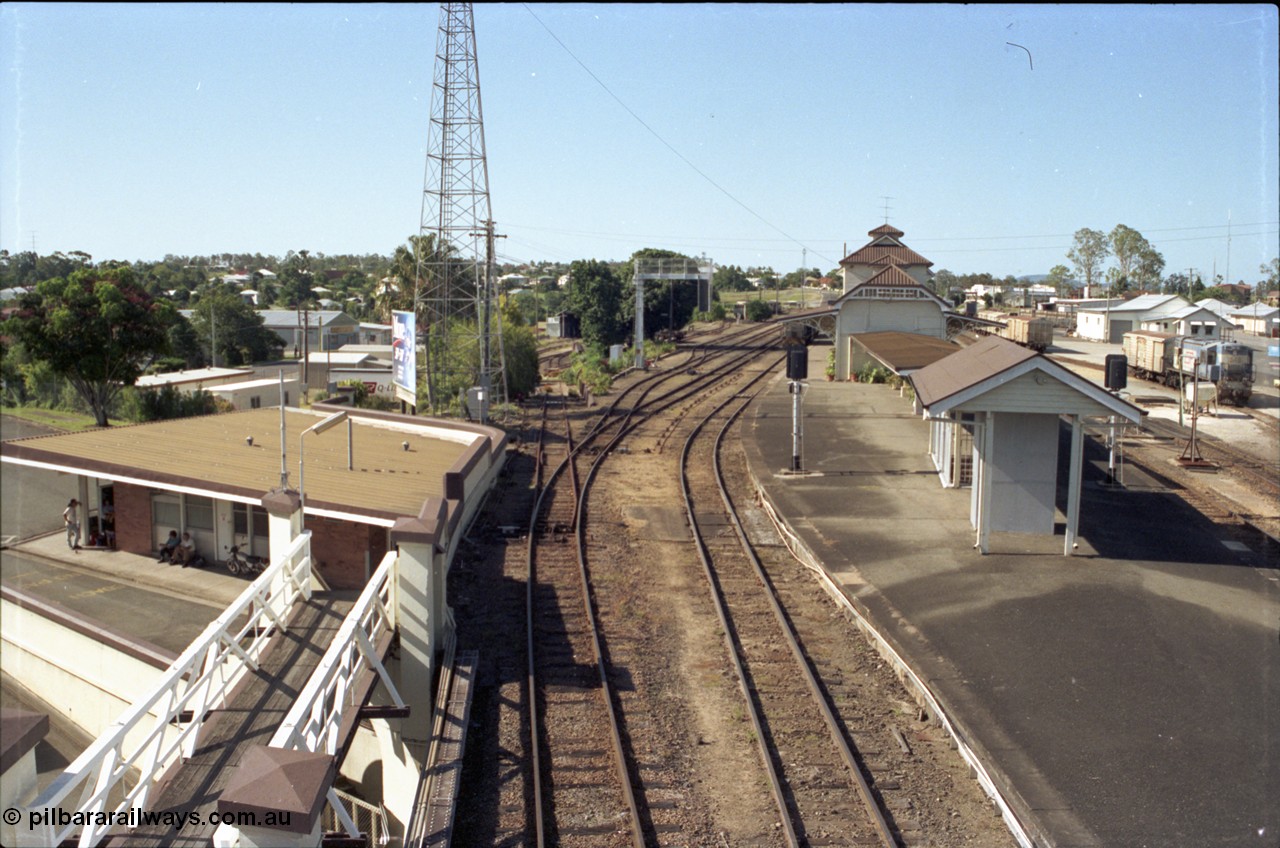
[1016,274,1050,284]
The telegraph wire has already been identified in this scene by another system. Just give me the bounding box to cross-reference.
[521,3,835,267]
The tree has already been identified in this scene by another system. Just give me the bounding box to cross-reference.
[931,268,958,297]
[277,250,314,307]
[499,297,540,399]
[744,299,773,321]
[566,259,627,347]
[712,264,753,293]
[1067,228,1110,296]
[189,289,284,366]
[1045,264,1076,296]
[2,267,175,426]
[620,248,701,339]
[1261,259,1279,292]
[1108,224,1153,293]
[1132,246,1165,291]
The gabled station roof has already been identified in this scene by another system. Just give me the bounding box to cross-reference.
[910,335,1143,422]
[840,224,933,268]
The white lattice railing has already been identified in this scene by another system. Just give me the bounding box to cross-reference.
[211,550,403,846]
[22,531,314,848]
[270,549,403,755]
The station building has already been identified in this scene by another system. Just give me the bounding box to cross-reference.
[0,404,507,589]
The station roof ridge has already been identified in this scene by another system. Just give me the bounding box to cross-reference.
[910,335,1144,421]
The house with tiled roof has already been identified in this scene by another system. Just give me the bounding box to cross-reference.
[839,224,934,293]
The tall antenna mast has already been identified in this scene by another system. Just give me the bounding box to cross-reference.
[880,196,893,225]
[418,2,505,419]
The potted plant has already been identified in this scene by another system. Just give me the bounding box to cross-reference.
[825,348,836,381]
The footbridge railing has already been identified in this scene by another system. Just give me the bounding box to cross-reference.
[213,548,405,844]
[270,549,403,754]
[22,531,315,848]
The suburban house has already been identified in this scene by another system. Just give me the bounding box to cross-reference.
[1137,303,1225,338]
[1230,302,1280,337]
[1075,294,1205,343]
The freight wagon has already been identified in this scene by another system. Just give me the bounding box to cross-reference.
[1001,315,1053,352]
[1122,331,1254,405]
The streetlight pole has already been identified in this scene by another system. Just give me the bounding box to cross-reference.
[298,410,349,516]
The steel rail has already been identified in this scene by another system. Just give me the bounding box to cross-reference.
[525,324,786,846]
[680,360,899,848]
[711,396,899,848]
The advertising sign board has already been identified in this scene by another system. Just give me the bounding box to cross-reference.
[392,310,416,406]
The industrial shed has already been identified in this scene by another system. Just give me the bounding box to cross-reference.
[910,336,1143,555]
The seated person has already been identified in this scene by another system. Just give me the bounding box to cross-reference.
[173,532,196,566]
[157,530,180,563]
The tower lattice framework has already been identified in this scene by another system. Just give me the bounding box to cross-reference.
[417,2,505,418]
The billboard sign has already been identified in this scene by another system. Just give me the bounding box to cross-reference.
[392,310,416,406]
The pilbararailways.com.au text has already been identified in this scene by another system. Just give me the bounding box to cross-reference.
[22,806,297,831]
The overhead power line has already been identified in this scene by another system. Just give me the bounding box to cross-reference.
[521,4,835,267]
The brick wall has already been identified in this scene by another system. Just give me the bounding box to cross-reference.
[113,481,154,556]
[303,517,386,590]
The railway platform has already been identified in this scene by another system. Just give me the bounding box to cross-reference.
[741,368,1280,847]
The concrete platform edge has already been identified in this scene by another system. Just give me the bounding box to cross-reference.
[739,417,1051,848]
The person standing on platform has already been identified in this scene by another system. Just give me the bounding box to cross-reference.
[63,499,81,553]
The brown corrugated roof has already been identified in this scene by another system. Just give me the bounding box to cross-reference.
[1,408,490,522]
[851,332,959,373]
[860,264,921,287]
[840,243,933,268]
[840,224,933,268]
[910,335,1036,408]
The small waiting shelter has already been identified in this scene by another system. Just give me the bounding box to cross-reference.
[909,336,1144,555]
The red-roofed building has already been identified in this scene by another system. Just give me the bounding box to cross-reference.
[839,224,934,293]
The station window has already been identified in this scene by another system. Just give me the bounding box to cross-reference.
[153,497,180,530]
[185,495,214,531]
[250,396,261,409]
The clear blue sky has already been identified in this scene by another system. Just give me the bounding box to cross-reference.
[3,3,1277,282]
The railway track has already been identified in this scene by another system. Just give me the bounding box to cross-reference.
[459,322,1019,846]
[526,325,787,845]
[679,370,901,847]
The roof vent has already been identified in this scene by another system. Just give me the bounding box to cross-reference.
[246,436,254,447]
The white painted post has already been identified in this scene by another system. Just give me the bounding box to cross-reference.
[634,267,645,370]
[389,519,438,743]
[977,412,995,554]
[1064,415,1084,555]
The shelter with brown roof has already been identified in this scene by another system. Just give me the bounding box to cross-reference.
[909,336,1143,555]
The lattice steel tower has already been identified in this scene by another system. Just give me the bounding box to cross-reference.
[417,2,505,419]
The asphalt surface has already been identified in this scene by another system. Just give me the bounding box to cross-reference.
[741,362,1280,848]
[1,415,79,544]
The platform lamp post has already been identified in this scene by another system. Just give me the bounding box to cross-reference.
[299,410,350,516]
